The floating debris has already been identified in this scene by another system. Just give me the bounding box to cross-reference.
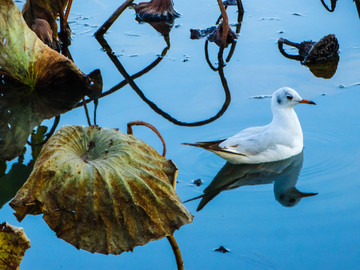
[190,27,217,39]
[249,95,272,99]
[259,17,280,21]
[193,179,203,187]
[124,31,141,37]
[338,82,360,89]
[214,246,230,253]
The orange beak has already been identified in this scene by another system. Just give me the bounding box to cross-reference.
[298,99,316,105]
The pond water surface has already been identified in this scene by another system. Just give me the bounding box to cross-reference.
[1,0,360,269]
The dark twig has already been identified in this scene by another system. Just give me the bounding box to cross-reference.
[127,120,167,157]
[95,0,134,37]
[83,97,92,126]
[93,99,98,126]
[166,235,184,270]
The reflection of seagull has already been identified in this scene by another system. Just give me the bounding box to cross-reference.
[185,152,317,211]
[183,87,315,164]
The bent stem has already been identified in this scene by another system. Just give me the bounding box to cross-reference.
[320,0,336,12]
[277,38,303,61]
[95,0,134,37]
[127,121,167,157]
[166,235,184,270]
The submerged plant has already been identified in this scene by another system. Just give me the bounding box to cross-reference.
[10,125,193,256]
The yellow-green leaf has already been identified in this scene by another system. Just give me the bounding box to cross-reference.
[10,125,193,254]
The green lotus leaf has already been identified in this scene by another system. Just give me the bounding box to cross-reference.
[10,125,193,255]
[0,222,31,270]
[0,0,101,98]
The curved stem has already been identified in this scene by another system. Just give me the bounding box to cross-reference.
[127,121,167,157]
[320,0,336,12]
[205,40,219,71]
[27,116,60,146]
[166,235,184,270]
[97,36,230,127]
[226,1,244,63]
[277,38,303,61]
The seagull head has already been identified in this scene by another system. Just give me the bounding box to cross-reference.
[272,87,316,109]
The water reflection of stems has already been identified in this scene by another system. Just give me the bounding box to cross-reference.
[320,0,337,12]
[95,36,231,126]
[207,0,244,67]
[355,0,360,19]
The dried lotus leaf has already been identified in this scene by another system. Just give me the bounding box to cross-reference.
[10,125,193,255]
[0,0,101,98]
[0,222,30,270]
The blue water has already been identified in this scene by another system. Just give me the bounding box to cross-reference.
[1,0,360,269]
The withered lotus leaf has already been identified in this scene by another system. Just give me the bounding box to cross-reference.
[10,125,193,254]
[0,0,101,98]
[0,222,31,270]
[22,0,70,49]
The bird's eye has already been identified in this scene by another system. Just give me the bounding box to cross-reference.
[286,95,293,101]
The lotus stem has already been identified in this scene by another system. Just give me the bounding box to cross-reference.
[65,0,73,20]
[216,0,229,47]
[95,0,135,37]
[127,121,167,157]
[83,98,92,126]
[95,36,230,126]
[93,99,98,126]
[166,235,184,270]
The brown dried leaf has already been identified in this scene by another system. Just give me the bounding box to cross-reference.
[10,125,193,254]
[0,0,101,98]
[0,222,30,270]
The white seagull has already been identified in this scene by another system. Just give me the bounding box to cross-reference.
[183,87,316,164]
